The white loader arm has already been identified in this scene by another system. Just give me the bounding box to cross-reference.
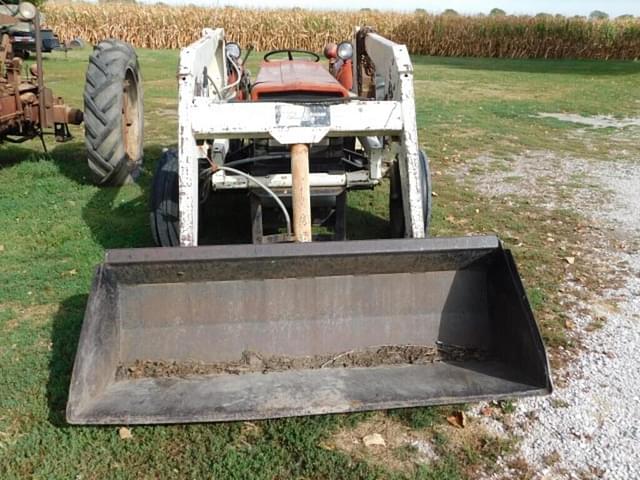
[357,30,425,238]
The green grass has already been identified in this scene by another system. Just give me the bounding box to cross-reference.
[1,47,639,478]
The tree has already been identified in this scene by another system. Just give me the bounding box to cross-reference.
[442,9,459,16]
[489,8,506,17]
[616,14,634,20]
[589,10,609,20]
[535,12,552,19]
[415,8,427,15]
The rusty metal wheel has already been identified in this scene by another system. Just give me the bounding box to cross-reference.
[84,39,143,186]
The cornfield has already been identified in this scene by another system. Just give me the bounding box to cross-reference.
[42,2,640,60]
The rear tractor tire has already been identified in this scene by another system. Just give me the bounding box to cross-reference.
[389,150,432,238]
[84,39,144,186]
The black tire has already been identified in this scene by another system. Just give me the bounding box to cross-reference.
[389,150,432,237]
[69,38,85,50]
[150,149,180,247]
[84,39,143,186]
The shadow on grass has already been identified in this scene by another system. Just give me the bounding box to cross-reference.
[50,142,168,187]
[52,143,168,249]
[0,143,44,167]
[413,55,640,76]
[47,294,88,427]
[2,139,394,245]
[346,205,390,240]
[2,140,394,247]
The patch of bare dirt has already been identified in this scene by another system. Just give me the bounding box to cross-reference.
[536,113,640,129]
[1,303,57,331]
[455,151,640,238]
[118,343,488,379]
[326,411,514,477]
[324,413,438,473]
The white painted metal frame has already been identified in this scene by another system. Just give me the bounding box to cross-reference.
[189,100,403,143]
[178,28,227,246]
[177,27,424,246]
[363,31,425,238]
[210,171,372,190]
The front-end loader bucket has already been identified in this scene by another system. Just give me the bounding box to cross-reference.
[67,236,551,425]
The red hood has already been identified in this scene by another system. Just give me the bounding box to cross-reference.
[251,60,350,100]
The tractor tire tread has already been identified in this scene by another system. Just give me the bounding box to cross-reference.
[150,149,180,247]
[84,39,143,186]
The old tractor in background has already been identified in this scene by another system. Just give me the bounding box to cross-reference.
[0,1,61,60]
[0,1,143,186]
[0,2,81,145]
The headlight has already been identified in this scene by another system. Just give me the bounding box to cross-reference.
[225,42,241,59]
[18,2,37,21]
[337,42,353,60]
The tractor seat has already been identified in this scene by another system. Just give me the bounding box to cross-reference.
[251,60,350,100]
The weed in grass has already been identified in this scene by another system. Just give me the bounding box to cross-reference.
[550,398,570,409]
[388,408,441,430]
[394,444,420,461]
[543,450,562,467]
[498,400,516,415]
[506,456,536,479]
[414,458,462,480]
[585,313,607,332]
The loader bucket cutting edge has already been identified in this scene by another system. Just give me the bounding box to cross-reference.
[66,236,551,425]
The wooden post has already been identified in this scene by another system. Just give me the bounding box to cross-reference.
[291,143,312,242]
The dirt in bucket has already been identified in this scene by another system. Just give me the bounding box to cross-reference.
[117,343,488,380]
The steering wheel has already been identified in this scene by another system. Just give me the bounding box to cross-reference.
[263,49,320,62]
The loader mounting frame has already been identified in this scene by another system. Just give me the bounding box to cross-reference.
[177,28,425,246]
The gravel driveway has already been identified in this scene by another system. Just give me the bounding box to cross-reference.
[454,141,640,479]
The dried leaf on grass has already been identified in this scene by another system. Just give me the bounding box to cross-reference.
[446,411,466,428]
[564,256,575,265]
[362,433,386,447]
[118,427,133,440]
